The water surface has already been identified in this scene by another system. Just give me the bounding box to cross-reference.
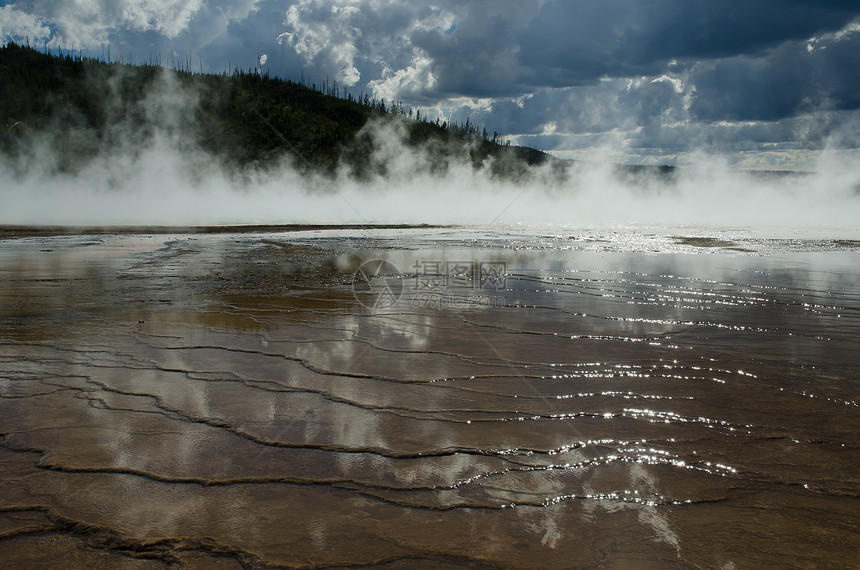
[1,227,858,567]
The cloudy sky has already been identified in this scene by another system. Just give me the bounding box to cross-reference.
[2,0,859,169]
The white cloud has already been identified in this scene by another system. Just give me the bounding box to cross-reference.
[120,0,204,37]
[833,18,860,42]
[279,0,456,90]
[540,121,557,135]
[279,0,365,85]
[1,0,205,47]
[651,75,684,94]
[367,53,435,102]
[0,5,51,44]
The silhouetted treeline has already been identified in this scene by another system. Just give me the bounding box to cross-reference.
[0,42,555,179]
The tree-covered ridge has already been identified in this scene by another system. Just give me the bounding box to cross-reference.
[0,42,555,179]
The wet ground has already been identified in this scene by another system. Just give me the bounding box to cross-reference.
[1,226,858,568]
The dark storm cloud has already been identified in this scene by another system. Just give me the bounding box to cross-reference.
[428,0,859,94]
[198,1,305,77]
[406,1,542,98]
[690,30,860,122]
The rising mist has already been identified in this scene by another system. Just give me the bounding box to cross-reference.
[1,46,858,229]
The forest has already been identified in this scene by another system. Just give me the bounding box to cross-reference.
[0,42,557,180]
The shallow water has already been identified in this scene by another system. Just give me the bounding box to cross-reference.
[1,227,858,568]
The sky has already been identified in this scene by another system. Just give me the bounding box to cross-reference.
[2,0,860,170]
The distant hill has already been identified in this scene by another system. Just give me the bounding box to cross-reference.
[0,43,557,180]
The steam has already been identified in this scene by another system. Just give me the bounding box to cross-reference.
[2,72,859,229]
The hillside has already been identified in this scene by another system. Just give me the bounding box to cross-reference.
[0,43,556,180]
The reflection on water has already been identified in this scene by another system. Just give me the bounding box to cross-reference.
[1,229,858,567]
